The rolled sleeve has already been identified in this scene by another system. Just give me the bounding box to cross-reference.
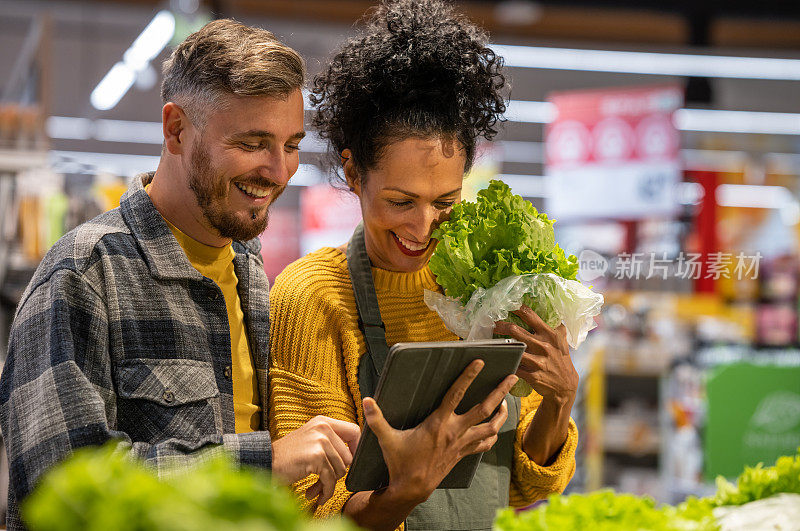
[509,395,578,507]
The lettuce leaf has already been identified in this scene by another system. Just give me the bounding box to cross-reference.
[494,490,715,531]
[703,446,800,508]
[494,448,800,530]
[22,442,357,531]
[430,180,578,306]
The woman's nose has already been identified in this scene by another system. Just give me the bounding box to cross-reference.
[408,206,442,241]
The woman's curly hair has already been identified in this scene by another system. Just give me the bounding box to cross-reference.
[311,0,507,182]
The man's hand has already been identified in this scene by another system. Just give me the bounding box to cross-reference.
[362,360,518,504]
[271,416,361,508]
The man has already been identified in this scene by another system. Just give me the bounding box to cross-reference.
[0,19,359,529]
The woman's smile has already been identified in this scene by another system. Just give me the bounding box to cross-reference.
[391,231,432,256]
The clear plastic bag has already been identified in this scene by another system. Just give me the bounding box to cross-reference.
[424,273,603,348]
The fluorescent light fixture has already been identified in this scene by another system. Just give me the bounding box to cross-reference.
[496,173,547,197]
[504,99,800,135]
[123,10,175,72]
[716,183,794,209]
[716,183,800,225]
[94,119,164,144]
[90,10,175,111]
[46,117,333,150]
[49,150,325,189]
[90,63,137,111]
[46,116,93,140]
[675,109,800,135]
[504,100,556,123]
[492,44,800,81]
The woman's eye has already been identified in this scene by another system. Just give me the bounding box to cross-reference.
[388,199,412,207]
[436,201,455,209]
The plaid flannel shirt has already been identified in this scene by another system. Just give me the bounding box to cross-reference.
[0,173,272,529]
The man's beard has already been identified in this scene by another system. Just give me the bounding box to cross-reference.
[187,139,285,242]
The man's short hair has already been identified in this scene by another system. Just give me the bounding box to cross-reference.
[161,18,305,127]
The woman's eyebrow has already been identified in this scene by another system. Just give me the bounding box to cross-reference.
[383,187,461,198]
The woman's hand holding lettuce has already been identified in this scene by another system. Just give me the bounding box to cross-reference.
[426,180,603,396]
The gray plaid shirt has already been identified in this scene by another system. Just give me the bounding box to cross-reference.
[0,173,272,529]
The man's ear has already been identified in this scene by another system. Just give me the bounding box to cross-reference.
[341,149,361,196]
[162,102,189,155]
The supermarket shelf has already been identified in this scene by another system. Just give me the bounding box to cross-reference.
[605,368,666,378]
[0,148,48,172]
[604,440,661,456]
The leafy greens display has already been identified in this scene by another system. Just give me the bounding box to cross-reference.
[22,443,357,531]
[494,447,800,530]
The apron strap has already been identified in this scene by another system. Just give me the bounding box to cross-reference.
[347,222,390,398]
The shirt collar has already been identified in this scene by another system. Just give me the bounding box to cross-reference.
[120,172,262,280]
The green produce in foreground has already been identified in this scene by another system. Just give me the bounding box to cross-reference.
[494,490,715,531]
[684,445,800,512]
[22,443,358,531]
[493,447,800,530]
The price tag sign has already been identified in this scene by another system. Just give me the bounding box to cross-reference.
[545,85,683,221]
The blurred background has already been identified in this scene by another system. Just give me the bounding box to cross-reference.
[1,0,799,520]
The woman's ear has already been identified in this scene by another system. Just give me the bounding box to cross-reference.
[342,149,361,196]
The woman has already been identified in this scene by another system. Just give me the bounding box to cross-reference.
[269,1,579,529]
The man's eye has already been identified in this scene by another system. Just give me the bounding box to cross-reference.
[285,144,300,152]
[240,142,260,151]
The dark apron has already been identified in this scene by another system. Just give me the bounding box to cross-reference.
[347,223,521,531]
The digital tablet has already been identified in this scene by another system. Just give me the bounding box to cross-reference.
[345,338,526,493]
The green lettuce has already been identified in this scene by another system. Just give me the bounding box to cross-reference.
[687,445,800,510]
[22,443,358,531]
[494,490,715,531]
[430,180,578,308]
[494,448,800,530]
[429,180,581,395]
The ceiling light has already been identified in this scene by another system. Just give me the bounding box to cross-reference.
[90,10,175,111]
[90,63,137,111]
[674,109,800,135]
[503,100,800,135]
[492,44,800,81]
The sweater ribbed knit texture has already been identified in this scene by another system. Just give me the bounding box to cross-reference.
[269,247,577,526]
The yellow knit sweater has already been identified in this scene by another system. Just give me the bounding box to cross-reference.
[268,247,577,521]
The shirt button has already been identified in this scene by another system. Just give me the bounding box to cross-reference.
[162,390,175,403]
[224,365,232,378]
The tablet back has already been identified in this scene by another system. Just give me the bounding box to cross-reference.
[345,339,526,493]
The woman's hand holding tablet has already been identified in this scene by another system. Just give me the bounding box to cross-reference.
[361,359,518,503]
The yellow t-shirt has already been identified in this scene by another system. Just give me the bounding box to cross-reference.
[145,186,260,432]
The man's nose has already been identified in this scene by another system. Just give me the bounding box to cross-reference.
[257,149,291,186]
